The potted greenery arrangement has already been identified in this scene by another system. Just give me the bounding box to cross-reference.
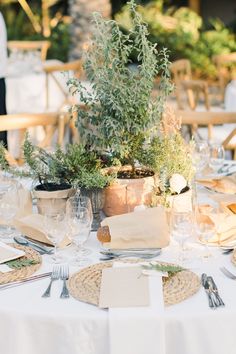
[139,107,194,210]
[68,0,175,216]
[0,136,111,218]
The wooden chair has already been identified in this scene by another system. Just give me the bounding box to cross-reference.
[170,59,210,111]
[0,112,66,165]
[178,110,236,158]
[213,53,236,101]
[7,41,51,61]
[43,60,84,141]
[43,60,83,111]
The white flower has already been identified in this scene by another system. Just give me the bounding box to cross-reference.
[169,174,187,194]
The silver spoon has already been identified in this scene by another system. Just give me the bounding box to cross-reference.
[14,236,53,254]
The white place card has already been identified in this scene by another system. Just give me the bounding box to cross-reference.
[0,242,25,265]
[99,266,149,308]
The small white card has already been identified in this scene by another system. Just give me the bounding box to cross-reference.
[99,266,149,308]
[0,242,25,265]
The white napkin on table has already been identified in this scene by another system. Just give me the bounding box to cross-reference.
[109,262,165,354]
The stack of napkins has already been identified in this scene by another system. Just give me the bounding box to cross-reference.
[101,206,170,249]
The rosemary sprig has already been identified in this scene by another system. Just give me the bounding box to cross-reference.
[5,259,39,270]
[142,263,184,276]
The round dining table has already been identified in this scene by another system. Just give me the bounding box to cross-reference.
[1,185,236,354]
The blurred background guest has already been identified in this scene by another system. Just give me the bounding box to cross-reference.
[0,11,8,148]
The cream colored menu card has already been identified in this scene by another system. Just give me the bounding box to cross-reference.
[99,266,149,308]
[0,242,25,264]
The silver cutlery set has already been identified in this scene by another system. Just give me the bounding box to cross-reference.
[42,265,70,299]
[14,236,53,255]
[201,273,225,309]
[0,265,70,299]
[99,248,161,261]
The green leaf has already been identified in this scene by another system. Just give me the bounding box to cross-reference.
[142,263,184,276]
[5,259,39,269]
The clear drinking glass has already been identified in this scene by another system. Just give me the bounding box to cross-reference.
[0,179,20,239]
[195,204,216,259]
[209,143,225,172]
[43,212,67,264]
[66,206,92,267]
[67,195,93,256]
[192,140,210,175]
[171,210,193,265]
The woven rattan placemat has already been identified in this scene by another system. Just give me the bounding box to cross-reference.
[68,261,200,307]
[0,244,41,285]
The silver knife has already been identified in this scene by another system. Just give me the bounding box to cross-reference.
[0,272,52,291]
[104,248,161,252]
[207,276,225,307]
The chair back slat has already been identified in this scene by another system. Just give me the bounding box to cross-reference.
[7,41,51,61]
[0,112,66,165]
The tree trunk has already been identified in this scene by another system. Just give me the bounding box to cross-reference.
[68,0,112,60]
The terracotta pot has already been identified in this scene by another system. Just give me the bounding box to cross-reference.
[33,184,76,215]
[103,176,155,216]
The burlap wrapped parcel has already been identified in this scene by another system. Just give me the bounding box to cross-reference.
[100,206,170,249]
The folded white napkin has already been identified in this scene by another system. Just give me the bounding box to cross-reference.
[109,262,165,354]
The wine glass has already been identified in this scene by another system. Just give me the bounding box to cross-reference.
[66,206,92,267]
[170,209,193,265]
[192,140,210,176]
[209,143,225,172]
[43,211,67,264]
[0,179,20,239]
[194,203,217,259]
[67,195,93,255]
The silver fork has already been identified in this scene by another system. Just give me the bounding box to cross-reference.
[60,265,70,299]
[220,267,236,280]
[42,266,60,298]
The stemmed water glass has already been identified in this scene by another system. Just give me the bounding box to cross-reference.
[170,209,194,265]
[192,140,210,176]
[209,143,225,172]
[67,195,93,256]
[0,179,20,239]
[194,203,217,259]
[43,211,68,264]
[66,206,92,267]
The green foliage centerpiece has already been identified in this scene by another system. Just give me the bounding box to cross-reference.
[67,0,194,215]
[68,0,172,175]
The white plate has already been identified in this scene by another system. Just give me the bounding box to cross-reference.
[197,162,236,180]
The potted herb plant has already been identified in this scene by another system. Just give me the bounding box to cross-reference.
[0,136,111,217]
[139,107,194,210]
[68,0,173,216]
